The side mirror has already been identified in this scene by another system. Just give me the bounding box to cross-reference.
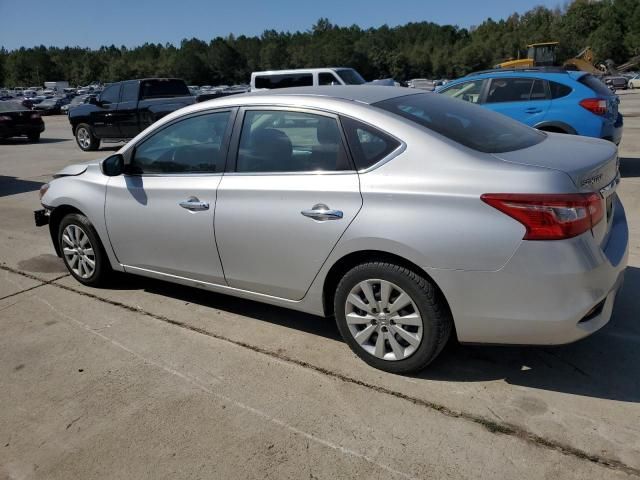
[101,153,124,176]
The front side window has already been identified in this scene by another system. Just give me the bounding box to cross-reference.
[129,111,231,174]
[440,80,484,104]
[375,93,545,153]
[100,84,120,104]
[340,117,400,170]
[485,78,537,103]
[335,69,366,85]
[319,72,341,86]
[236,110,351,173]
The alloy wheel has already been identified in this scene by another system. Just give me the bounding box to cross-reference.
[77,127,90,149]
[344,279,423,361]
[62,224,96,279]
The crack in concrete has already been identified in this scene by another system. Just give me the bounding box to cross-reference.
[0,270,69,302]
[1,264,639,478]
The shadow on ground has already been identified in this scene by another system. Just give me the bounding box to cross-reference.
[0,175,44,197]
[93,264,640,403]
[620,157,640,178]
[0,138,69,145]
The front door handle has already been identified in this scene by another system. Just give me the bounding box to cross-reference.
[525,108,542,113]
[179,196,209,211]
[301,203,343,221]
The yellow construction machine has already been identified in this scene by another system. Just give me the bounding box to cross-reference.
[496,43,603,75]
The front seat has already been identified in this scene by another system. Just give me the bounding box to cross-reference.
[241,128,293,172]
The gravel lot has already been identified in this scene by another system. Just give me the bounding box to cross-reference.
[1,93,639,479]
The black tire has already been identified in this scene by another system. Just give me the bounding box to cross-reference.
[27,133,40,142]
[75,123,99,151]
[58,213,111,286]
[334,262,452,374]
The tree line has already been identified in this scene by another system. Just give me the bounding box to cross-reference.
[1,0,638,88]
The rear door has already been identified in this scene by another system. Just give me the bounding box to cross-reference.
[482,77,550,126]
[214,107,362,300]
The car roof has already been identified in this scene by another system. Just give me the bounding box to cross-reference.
[461,69,587,80]
[244,85,421,105]
[252,68,355,75]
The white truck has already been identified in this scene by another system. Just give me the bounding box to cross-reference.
[250,68,366,91]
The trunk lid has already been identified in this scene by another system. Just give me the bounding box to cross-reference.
[492,132,620,245]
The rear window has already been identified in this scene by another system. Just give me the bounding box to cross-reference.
[549,81,572,99]
[254,74,313,89]
[340,116,401,170]
[375,93,545,153]
[140,79,190,99]
[578,74,612,97]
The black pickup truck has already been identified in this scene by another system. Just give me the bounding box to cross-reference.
[69,78,195,151]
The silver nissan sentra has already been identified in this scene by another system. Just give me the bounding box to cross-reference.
[36,86,628,373]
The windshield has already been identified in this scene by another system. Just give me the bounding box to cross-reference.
[374,93,546,153]
[0,101,29,112]
[336,69,366,85]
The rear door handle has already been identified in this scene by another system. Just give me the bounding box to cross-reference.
[179,196,209,211]
[301,203,343,221]
[525,108,542,113]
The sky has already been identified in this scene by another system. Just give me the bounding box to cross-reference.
[0,0,562,50]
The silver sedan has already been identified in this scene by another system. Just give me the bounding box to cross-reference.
[36,86,628,373]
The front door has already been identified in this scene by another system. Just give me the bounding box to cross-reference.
[215,108,362,300]
[91,83,122,138]
[105,110,234,284]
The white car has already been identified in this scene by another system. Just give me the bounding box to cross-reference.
[629,74,640,89]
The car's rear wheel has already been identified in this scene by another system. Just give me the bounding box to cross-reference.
[59,213,110,286]
[75,123,99,151]
[27,133,40,142]
[334,262,452,373]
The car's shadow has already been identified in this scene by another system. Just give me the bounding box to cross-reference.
[0,138,69,145]
[620,156,640,178]
[0,175,44,197]
[103,265,640,403]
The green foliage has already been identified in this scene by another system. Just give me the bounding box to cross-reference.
[0,0,638,87]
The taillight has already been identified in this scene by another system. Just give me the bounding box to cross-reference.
[481,193,604,240]
[579,98,607,116]
[30,113,40,119]
[0,115,10,121]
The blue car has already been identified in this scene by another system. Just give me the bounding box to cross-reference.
[437,69,623,145]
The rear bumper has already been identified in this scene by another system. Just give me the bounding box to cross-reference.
[0,122,44,138]
[433,194,629,345]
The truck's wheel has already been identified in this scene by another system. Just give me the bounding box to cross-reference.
[75,124,99,151]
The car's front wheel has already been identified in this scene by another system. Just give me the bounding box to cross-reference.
[334,262,452,374]
[59,213,110,286]
[75,123,99,151]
